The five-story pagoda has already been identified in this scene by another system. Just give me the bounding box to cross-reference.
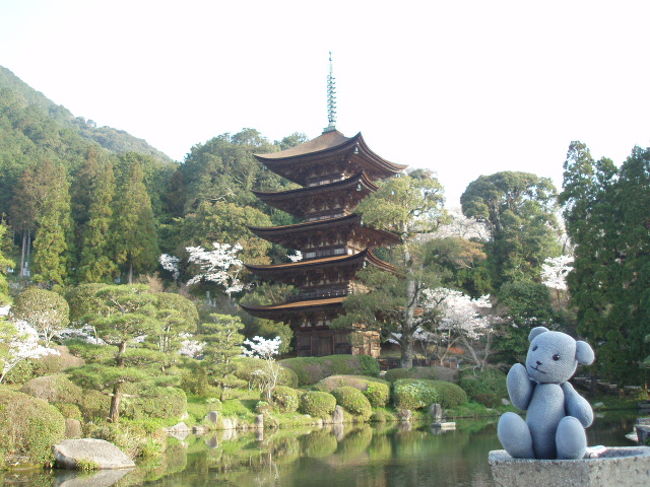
[240,57,406,357]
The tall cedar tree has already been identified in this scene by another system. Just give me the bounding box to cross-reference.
[0,223,14,305]
[76,152,118,282]
[112,155,159,283]
[561,142,649,383]
[31,160,73,285]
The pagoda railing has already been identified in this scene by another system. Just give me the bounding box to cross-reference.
[288,284,350,302]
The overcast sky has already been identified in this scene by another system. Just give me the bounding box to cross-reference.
[1,0,648,205]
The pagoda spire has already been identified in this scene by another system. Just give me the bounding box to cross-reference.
[324,51,337,133]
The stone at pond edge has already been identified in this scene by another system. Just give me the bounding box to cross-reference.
[488,447,650,487]
[332,405,345,424]
[205,411,219,424]
[53,438,135,470]
[429,403,442,422]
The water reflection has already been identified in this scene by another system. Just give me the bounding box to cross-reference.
[1,413,637,487]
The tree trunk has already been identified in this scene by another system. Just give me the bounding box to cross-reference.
[116,341,127,366]
[109,381,123,422]
[401,234,418,369]
[401,336,414,368]
[26,231,31,274]
[128,261,133,284]
[20,231,26,277]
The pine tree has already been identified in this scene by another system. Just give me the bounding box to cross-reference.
[32,160,72,286]
[76,155,117,282]
[112,155,159,283]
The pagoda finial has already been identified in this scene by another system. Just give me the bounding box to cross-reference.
[324,51,337,133]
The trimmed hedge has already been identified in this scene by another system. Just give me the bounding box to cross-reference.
[299,391,337,418]
[0,389,66,467]
[271,386,300,413]
[458,368,507,407]
[384,366,459,383]
[21,374,83,404]
[331,386,372,420]
[121,386,187,420]
[54,402,83,421]
[315,375,390,407]
[429,381,468,408]
[280,354,380,385]
[392,379,439,410]
[80,390,110,420]
[233,357,299,388]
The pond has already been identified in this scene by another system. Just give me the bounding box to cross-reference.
[2,411,639,487]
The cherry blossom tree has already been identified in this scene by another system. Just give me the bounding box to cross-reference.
[0,320,59,383]
[159,253,181,281]
[242,336,282,402]
[420,287,498,370]
[541,255,573,291]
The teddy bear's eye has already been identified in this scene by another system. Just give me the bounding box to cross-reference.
[532,345,538,351]
[552,354,560,361]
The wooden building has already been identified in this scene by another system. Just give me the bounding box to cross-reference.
[240,129,405,357]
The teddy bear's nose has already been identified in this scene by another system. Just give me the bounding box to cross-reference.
[536,360,542,366]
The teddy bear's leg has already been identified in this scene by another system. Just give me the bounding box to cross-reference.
[497,412,534,458]
[555,416,587,459]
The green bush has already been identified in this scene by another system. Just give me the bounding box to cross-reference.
[280,355,380,385]
[233,357,299,387]
[370,407,398,422]
[430,381,468,408]
[3,360,35,384]
[271,386,300,413]
[331,386,372,420]
[299,391,337,418]
[458,368,507,407]
[392,379,439,410]
[80,390,110,420]
[54,402,83,421]
[85,420,166,459]
[20,374,83,404]
[315,375,390,407]
[384,366,458,383]
[0,389,66,467]
[31,346,84,376]
[121,386,187,420]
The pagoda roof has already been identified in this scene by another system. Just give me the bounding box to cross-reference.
[252,172,377,217]
[245,249,396,282]
[240,296,345,320]
[247,214,401,248]
[254,131,407,185]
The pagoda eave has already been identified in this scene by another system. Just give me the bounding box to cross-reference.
[240,296,345,321]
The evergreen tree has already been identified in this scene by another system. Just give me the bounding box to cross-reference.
[112,155,159,283]
[31,160,72,286]
[76,153,117,282]
[0,222,14,305]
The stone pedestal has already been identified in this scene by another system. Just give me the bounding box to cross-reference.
[488,447,650,487]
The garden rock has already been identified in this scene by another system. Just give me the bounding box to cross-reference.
[55,469,131,487]
[332,405,345,424]
[205,411,219,424]
[53,438,135,469]
[429,403,443,422]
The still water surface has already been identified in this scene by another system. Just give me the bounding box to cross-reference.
[2,412,638,487]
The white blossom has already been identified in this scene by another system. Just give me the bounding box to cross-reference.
[288,251,303,263]
[0,321,59,383]
[186,243,246,295]
[0,305,10,317]
[159,253,181,281]
[242,336,282,359]
[541,255,574,291]
[422,288,494,340]
[432,208,491,241]
[57,326,106,345]
[178,332,205,358]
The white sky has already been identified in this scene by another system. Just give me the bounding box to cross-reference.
[1,0,649,205]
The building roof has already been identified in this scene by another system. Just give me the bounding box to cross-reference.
[240,296,345,320]
[255,130,352,160]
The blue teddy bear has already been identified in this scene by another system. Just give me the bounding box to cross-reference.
[497,326,595,459]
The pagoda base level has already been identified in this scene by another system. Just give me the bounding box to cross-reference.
[295,329,380,358]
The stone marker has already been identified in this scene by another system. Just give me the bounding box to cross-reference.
[205,411,219,424]
[53,438,135,470]
[255,414,264,429]
[332,405,345,424]
[429,403,443,422]
[64,419,82,439]
[488,446,650,487]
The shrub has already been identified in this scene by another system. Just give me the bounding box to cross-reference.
[280,354,380,385]
[85,420,165,459]
[430,381,468,408]
[121,386,187,420]
[458,368,507,407]
[331,386,372,420]
[384,366,459,383]
[233,357,299,387]
[3,360,35,384]
[315,375,390,407]
[21,374,83,404]
[299,391,337,418]
[0,389,66,466]
[31,346,84,376]
[80,390,110,420]
[370,407,398,423]
[54,402,83,420]
[271,386,300,413]
[392,379,439,410]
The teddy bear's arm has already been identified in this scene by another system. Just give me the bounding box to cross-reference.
[562,382,593,427]
[507,363,534,410]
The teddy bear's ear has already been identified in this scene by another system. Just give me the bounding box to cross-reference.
[528,326,549,342]
[576,341,595,365]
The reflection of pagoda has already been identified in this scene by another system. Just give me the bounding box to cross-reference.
[240,54,406,357]
[240,130,405,356]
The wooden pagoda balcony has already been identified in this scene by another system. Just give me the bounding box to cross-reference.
[287,283,350,302]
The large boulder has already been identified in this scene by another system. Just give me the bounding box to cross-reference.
[53,438,135,469]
